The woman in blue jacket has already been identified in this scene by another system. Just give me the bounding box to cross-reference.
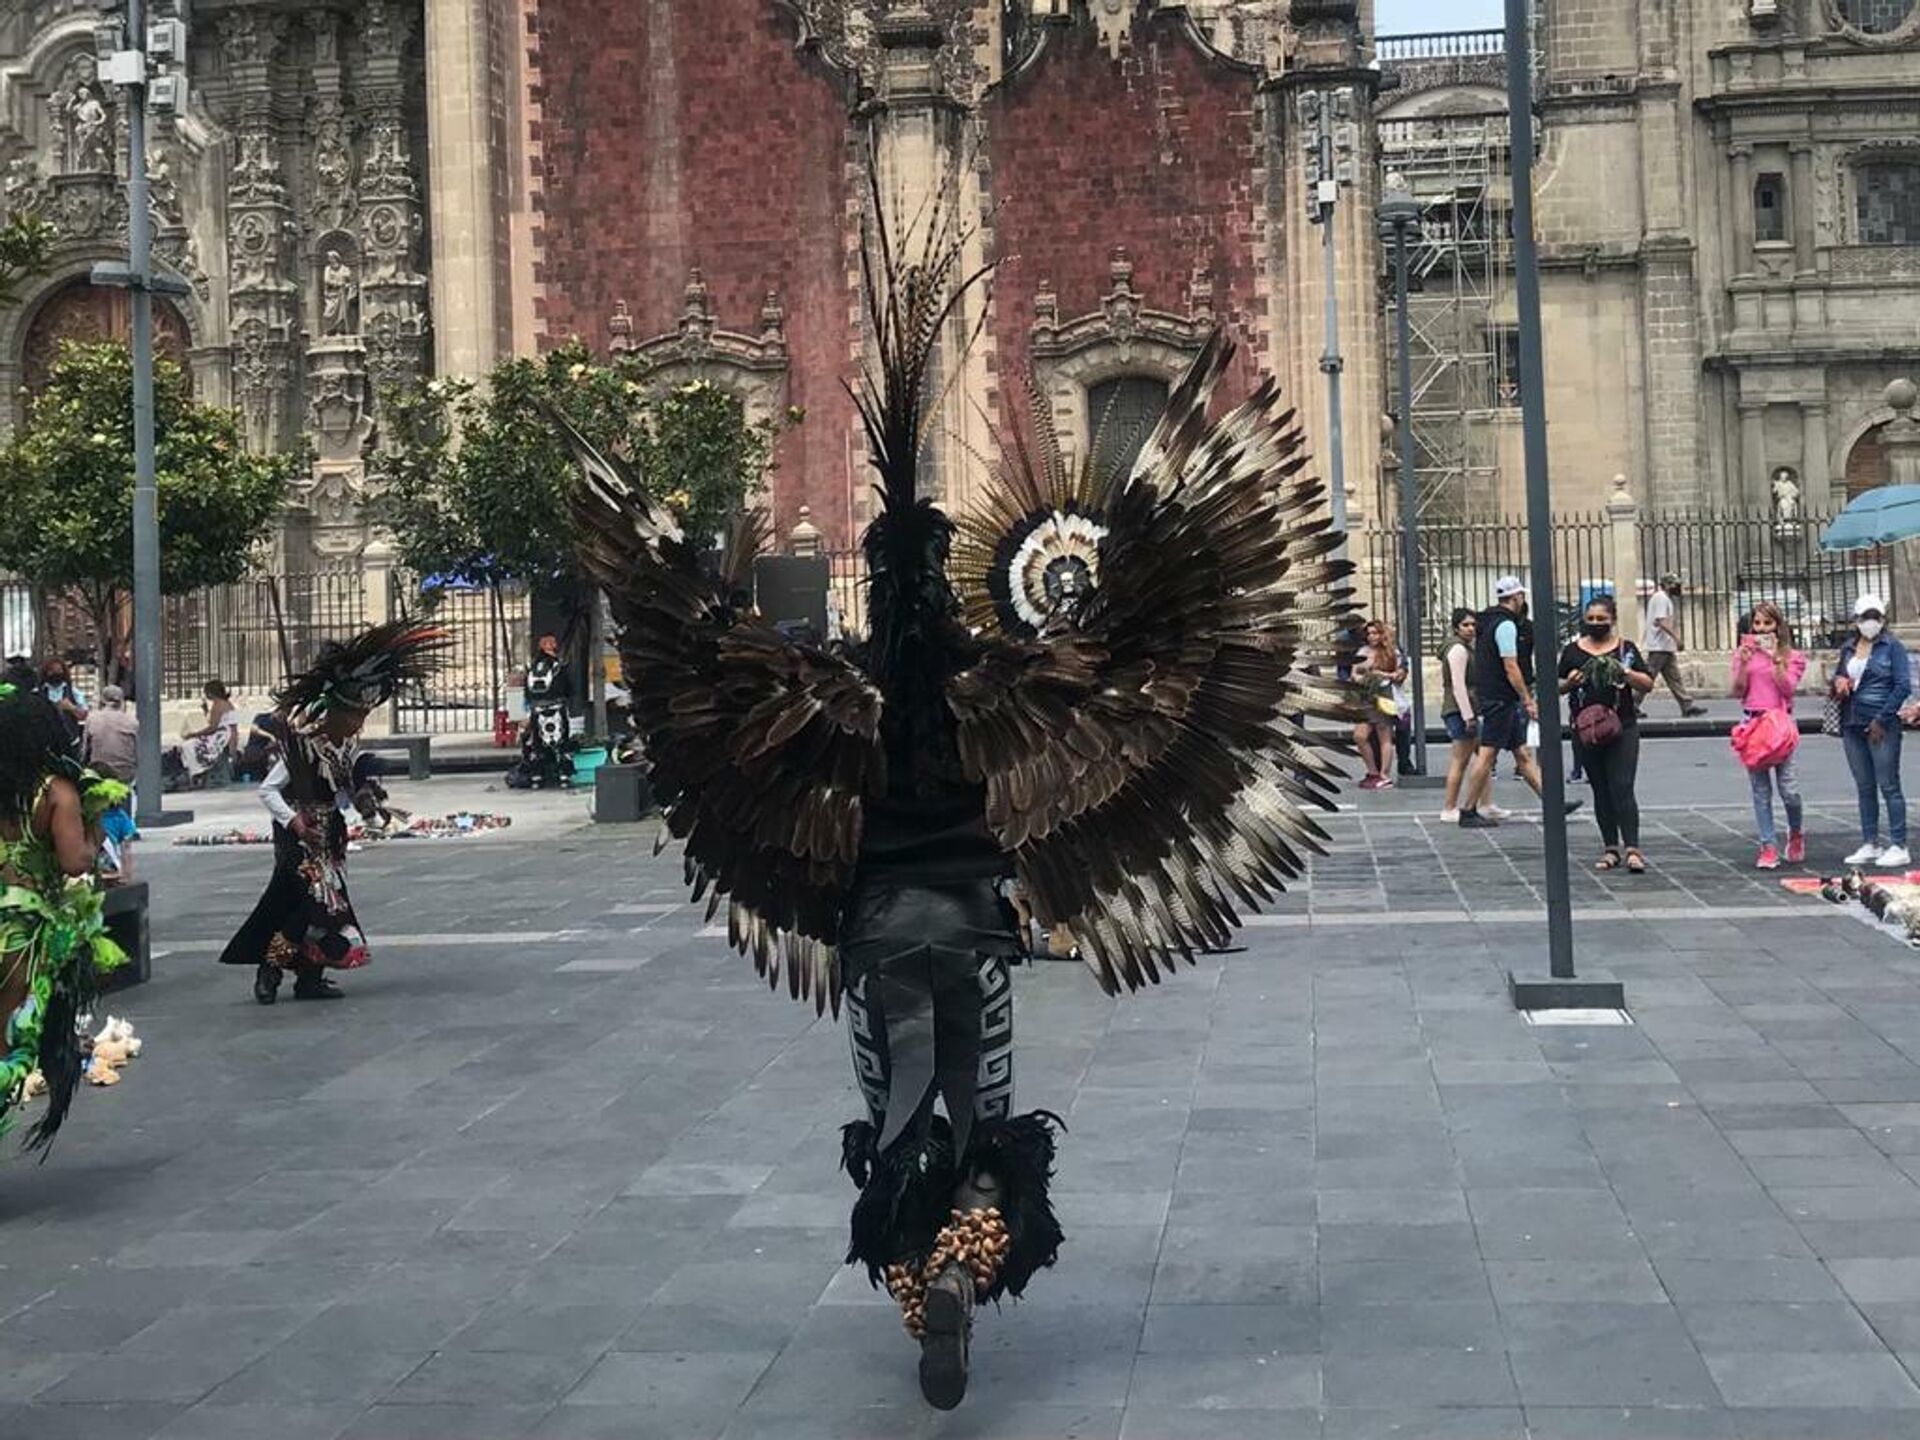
[1834,593,1913,868]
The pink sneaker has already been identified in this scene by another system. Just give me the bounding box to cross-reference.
[1756,844,1780,871]
[1785,832,1806,864]
[1358,775,1383,791]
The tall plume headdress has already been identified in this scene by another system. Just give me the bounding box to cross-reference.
[274,620,453,729]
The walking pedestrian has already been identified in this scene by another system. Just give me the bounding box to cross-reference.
[1559,595,1654,872]
[1459,576,1582,827]
[1353,618,1408,791]
[1730,601,1807,870]
[1642,573,1709,717]
[37,659,87,744]
[1439,607,1477,822]
[1833,593,1912,868]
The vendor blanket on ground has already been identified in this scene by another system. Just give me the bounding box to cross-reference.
[173,813,513,846]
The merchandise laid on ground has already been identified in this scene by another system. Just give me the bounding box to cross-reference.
[172,813,514,846]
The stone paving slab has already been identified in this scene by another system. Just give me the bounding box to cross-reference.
[9,803,1920,1434]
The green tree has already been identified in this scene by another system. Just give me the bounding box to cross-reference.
[0,340,295,675]
[368,339,775,654]
[0,213,53,307]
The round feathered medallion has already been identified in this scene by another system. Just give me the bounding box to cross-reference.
[1001,509,1108,631]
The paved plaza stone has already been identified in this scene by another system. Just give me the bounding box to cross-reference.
[10,756,1920,1436]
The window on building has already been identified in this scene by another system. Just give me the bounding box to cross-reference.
[1087,375,1171,482]
[1837,0,1915,33]
[1857,161,1920,245]
[1754,172,1787,244]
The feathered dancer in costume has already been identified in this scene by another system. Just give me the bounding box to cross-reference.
[218,622,448,1004]
[0,683,129,1154]
[553,173,1356,1409]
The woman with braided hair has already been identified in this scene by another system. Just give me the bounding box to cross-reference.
[217,622,447,1004]
[0,683,128,1152]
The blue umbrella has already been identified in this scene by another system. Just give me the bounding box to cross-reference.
[1821,486,1920,552]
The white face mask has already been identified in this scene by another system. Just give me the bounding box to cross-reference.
[1860,619,1885,640]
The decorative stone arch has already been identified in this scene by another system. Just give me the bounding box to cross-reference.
[1836,402,1899,498]
[609,273,792,435]
[1027,247,1213,472]
[0,255,213,433]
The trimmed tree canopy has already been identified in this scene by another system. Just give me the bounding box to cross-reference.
[368,339,774,595]
[0,340,293,649]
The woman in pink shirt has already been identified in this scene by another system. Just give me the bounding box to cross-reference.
[1731,600,1808,869]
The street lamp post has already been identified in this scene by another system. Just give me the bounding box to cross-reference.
[1299,86,1359,548]
[1502,0,1622,1011]
[1379,172,1427,779]
[93,0,192,828]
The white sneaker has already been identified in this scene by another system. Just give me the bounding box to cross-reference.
[1879,846,1912,869]
[1439,809,1461,824]
[1484,804,1513,821]
[1845,841,1887,865]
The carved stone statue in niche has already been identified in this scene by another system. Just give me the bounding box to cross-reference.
[53,65,114,174]
[1772,466,1802,524]
[321,249,359,336]
[148,147,182,225]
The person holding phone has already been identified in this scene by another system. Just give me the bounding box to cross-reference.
[1731,601,1807,869]
[1833,594,1912,869]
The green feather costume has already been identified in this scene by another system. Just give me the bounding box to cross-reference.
[0,690,127,1151]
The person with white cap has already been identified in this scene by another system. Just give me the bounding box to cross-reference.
[1458,575,1581,828]
[1832,592,1912,868]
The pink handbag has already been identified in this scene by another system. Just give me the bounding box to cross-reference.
[1731,708,1798,771]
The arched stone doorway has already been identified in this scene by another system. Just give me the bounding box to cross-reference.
[1847,423,1891,498]
[21,281,192,395]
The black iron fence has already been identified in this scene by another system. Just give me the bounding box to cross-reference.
[2,569,365,702]
[1638,510,1893,656]
[388,574,533,735]
[1365,509,1899,657]
[1363,512,1616,648]
[160,571,366,698]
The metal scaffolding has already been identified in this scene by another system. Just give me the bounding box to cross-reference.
[1377,36,1518,522]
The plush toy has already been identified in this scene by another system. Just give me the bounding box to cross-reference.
[94,1016,142,1058]
[23,1070,46,1099]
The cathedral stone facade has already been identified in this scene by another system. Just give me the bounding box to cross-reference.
[1,0,1916,576]
[0,0,430,568]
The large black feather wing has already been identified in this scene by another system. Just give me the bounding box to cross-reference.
[947,333,1358,994]
[555,415,886,1014]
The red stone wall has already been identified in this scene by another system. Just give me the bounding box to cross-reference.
[985,14,1266,412]
[529,0,859,545]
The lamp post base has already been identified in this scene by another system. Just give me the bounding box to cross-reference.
[1507,969,1626,1012]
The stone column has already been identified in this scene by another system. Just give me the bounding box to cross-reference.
[1739,399,1767,507]
[356,0,431,408]
[1880,381,1920,630]
[1730,146,1755,278]
[870,4,982,509]
[1606,475,1643,649]
[1802,399,1833,508]
[425,0,504,378]
[1790,142,1816,276]
[220,10,299,456]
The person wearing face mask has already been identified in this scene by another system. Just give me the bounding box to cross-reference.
[1642,574,1708,718]
[1730,602,1808,870]
[1833,594,1913,869]
[1559,595,1654,872]
[1458,577,1581,828]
